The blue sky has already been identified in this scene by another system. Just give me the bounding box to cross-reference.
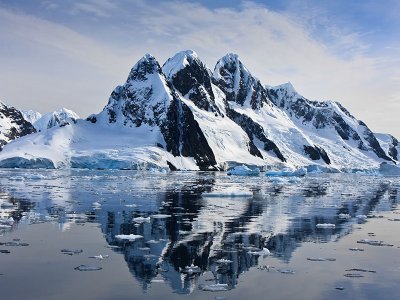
[0,0,399,136]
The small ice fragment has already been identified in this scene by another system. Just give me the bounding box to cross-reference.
[227,165,260,176]
[115,234,143,241]
[125,204,137,208]
[349,248,364,251]
[277,269,295,274]
[338,214,350,219]
[151,279,164,283]
[61,249,83,255]
[89,254,109,260]
[92,202,102,208]
[265,167,307,177]
[356,215,367,221]
[198,283,230,292]
[132,216,150,223]
[216,259,233,264]
[247,247,271,256]
[316,223,336,229]
[150,214,171,219]
[344,273,364,278]
[0,250,10,254]
[180,264,201,275]
[345,268,376,273]
[74,265,102,271]
[307,257,336,261]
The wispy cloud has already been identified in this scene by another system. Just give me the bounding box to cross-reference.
[0,1,398,136]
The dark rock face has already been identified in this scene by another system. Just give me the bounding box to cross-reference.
[104,55,170,127]
[388,136,398,161]
[0,102,36,149]
[164,52,222,115]
[227,108,286,162]
[303,145,331,164]
[214,54,273,110]
[162,99,218,170]
[268,85,392,162]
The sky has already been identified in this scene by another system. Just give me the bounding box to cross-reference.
[0,0,399,137]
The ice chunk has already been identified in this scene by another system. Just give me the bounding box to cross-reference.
[277,269,295,274]
[345,268,376,273]
[133,216,151,223]
[24,173,46,180]
[307,257,336,261]
[247,247,271,256]
[227,165,260,176]
[349,248,364,251]
[180,264,201,275]
[74,265,102,271]
[0,250,11,254]
[316,223,336,229]
[356,239,393,247]
[344,273,364,278]
[202,187,253,198]
[338,213,350,219]
[61,249,83,255]
[89,254,109,260]
[115,234,143,241]
[198,283,230,292]
[265,167,307,177]
[216,259,233,264]
[150,214,171,219]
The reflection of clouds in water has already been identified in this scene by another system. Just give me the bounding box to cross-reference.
[0,170,399,294]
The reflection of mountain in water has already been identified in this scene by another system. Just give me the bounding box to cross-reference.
[0,171,399,294]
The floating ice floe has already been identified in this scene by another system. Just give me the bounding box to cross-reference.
[89,254,109,260]
[202,187,253,198]
[132,216,151,223]
[316,223,336,229]
[307,257,336,261]
[338,213,351,219]
[180,264,201,275]
[198,283,230,292]
[216,258,233,264]
[24,173,46,180]
[115,234,143,241]
[277,269,295,274]
[356,239,393,247]
[0,217,14,226]
[227,165,260,176]
[247,247,271,256]
[265,167,307,177]
[344,273,364,278]
[150,214,171,219]
[92,202,102,209]
[345,268,376,273]
[61,249,83,255]
[349,247,364,251]
[74,265,102,271]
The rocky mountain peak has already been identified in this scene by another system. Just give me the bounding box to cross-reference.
[214,53,272,110]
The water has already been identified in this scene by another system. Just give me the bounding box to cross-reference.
[0,169,399,300]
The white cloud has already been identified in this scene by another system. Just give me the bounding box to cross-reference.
[0,1,398,136]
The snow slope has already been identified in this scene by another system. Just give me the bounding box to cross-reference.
[0,50,397,171]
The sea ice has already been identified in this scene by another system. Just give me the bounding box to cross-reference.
[247,247,271,256]
[74,265,102,271]
[115,234,143,241]
[198,283,230,292]
[316,223,336,229]
[227,165,260,176]
[265,167,307,177]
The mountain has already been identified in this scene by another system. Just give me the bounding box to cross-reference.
[33,108,79,131]
[21,110,42,124]
[0,50,397,171]
[0,101,36,150]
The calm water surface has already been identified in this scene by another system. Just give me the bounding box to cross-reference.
[0,170,399,300]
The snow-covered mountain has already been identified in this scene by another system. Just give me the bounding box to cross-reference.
[0,101,36,150]
[0,50,397,170]
[33,108,79,132]
[21,110,42,124]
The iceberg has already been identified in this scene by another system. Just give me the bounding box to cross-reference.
[265,167,307,177]
[115,234,143,241]
[227,165,260,176]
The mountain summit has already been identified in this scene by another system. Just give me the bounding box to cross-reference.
[0,50,397,171]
